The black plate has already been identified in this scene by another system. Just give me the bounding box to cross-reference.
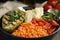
[0,7,60,40]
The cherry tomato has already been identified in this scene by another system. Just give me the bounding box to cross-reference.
[48,0,58,6]
[43,23,52,30]
[38,22,44,26]
[48,19,59,27]
[32,19,37,24]
[55,2,60,11]
[32,18,40,24]
[43,4,52,11]
[48,27,56,34]
[40,19,48,25]
[55,6,60,11]
[51,20,59,26]
[42,19,48,24]
[57,2,60,5]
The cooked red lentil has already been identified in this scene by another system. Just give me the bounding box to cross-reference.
[12,22,48,38]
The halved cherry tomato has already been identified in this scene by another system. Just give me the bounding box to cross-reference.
[38,22,44,26]
[55,2,60,11]
[43,23,52,30]
[48,19,59,27]
[51,20,59,26]
[39,19,48,25]
[32,18,37,24]
[48,0,57,6]
[57,2,60,5]
[43,4,52,11]
[32,18,40,24]
[55,6,60,11]
[48,27,56,34]
[33,18,40,22]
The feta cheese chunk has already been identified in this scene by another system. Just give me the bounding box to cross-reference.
[35,7,44,18]
[25,10,35,22]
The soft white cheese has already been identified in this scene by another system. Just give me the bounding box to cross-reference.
[35,7,44,18]
[25,10,35,22]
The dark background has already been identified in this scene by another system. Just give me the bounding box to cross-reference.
[0,0,47,3]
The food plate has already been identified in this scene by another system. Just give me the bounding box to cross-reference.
[0,1,60,40]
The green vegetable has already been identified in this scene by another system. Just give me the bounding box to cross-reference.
[42,12,53,19]
[2,9,25,32]
[42,9,60,24]
[7,11,20,22]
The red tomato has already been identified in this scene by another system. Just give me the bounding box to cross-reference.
[48,0,58,6]
[48,19,59,27]
[55,6,60,11]
[32,19,37,24]
[35,18,48,24]
[33,18,40,22]
[43,23,52,30]
[57,2,60,5]
[32,18,40,24]
[48,27,56,34]
[51,20,59,26]
[38,22,44,26]
[40,19,48,25]
[55,2,60,11]
[43,4,52,11]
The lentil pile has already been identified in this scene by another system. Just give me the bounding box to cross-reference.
[12,22,48,38]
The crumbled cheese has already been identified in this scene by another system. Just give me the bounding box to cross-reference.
[25,10,35,22]
[35,7,44,18]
